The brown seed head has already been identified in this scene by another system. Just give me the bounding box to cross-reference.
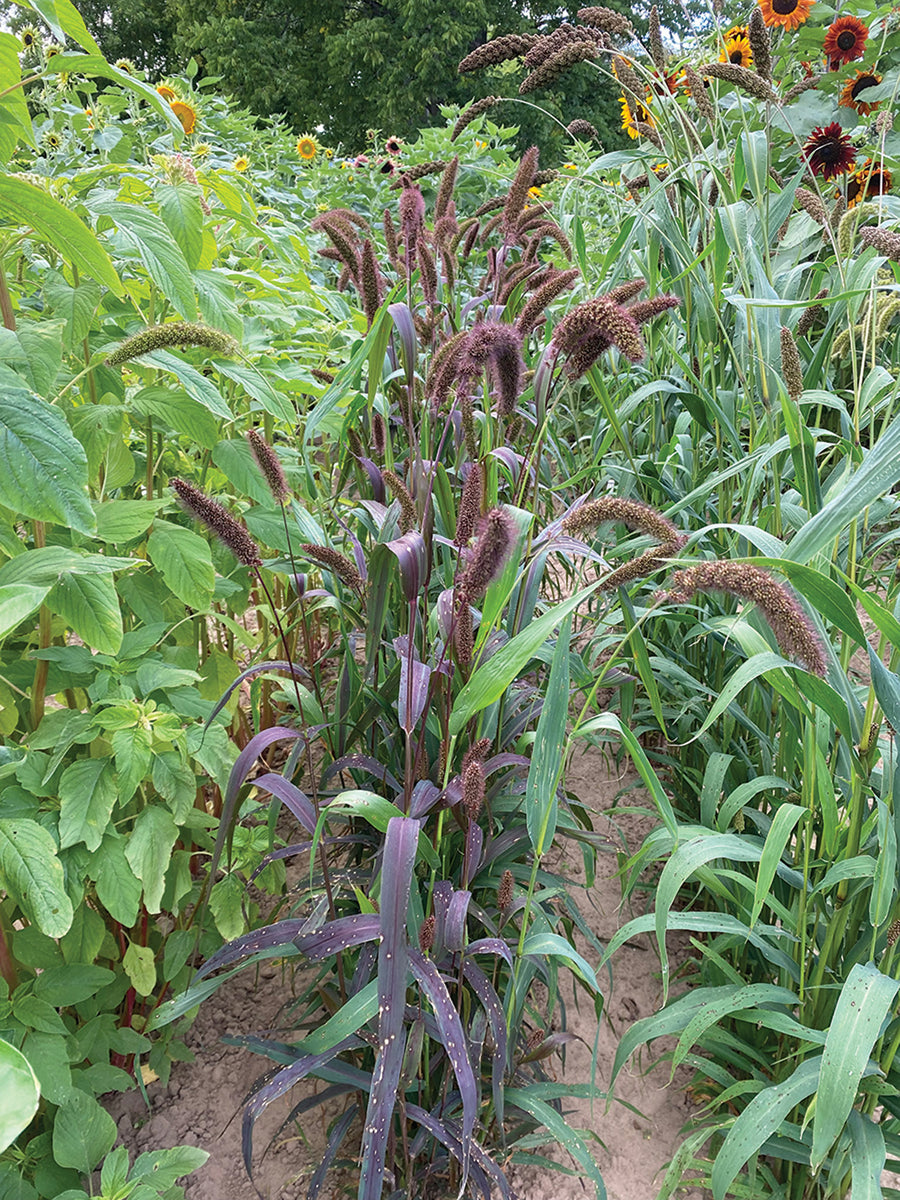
[517,267,581,335]
[860,225,900,261]
[455,461,484,547]
[661,561,827,676]
[360,238,383,327]
[567,117,600,141]
[382,469,418,533]
[780,326,804,401]
[551,297,646,374]
[521,40,599,93]
[458,34,536,73]
[462,737,492,775]
[702,61,780,103]
[577,6,633,34]
[301,544,364,594]
[171,478,262,568]
[460,506,516,599]
[246,429,289,503]
[451,96,499,141]
[498,868,514,911]
[463,760,486,820]
[504,146,540,235]
[648,6,666,73]
[748,7,772,82]
[459,321,525,417]
[684,67,716,125]
[419,915,436,953]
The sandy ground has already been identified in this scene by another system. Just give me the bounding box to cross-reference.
[106,749,705,1200]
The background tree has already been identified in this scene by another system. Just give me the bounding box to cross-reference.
[166,0,635,156]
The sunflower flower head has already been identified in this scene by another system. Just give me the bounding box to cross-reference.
[620,95,654,139]
[840,68,883,116]
[385,136,403,155]
[847,158,892,208]
[823,16,868,68]
[802,121,856,181]
[233,156,249,172]
[115,58,136,74]
[170,99,197,135]
[721,26,753,70]
[297,134,318,160]
[156,83,177,101]
[757,0,813,31]
[20,26,38,50]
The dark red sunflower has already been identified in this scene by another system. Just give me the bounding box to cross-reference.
[846,157,892,207]
[802,122,856,181]
[839,68,883,115]
[823,16,868,68]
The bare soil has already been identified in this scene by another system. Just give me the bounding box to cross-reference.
[106,749,705,1200]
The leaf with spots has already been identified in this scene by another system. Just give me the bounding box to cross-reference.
[358,817,418,1200]
[293,913,381,960]
[409,948,478,1190]
[463,960,507,1130]
[193,919,306,980]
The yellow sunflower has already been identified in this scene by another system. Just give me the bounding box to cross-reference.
[721,27,753,69]
[233,156,249,172]
[757,0,814,31]
[171,100,197,135]
[20,26,38,49]
[296,134,318,160]
[115,58,136,74]
[156,84,177,101]
[43,131,61,150]
[620,95,654,139]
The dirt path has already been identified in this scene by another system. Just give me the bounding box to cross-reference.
[107,749,702,1199]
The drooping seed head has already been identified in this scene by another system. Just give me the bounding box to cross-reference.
[503,146,540,236]
[661,561,827,676]
[455,461,484,547]
[171,478,262,568]
[458,34,536,73]
[780,326,804,401]
[301,544,365,594]
[106,322,240,366]
[451,96,500,141]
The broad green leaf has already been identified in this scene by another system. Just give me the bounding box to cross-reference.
[130,1146,210,1189]
[142,349,233,420]
[788,409,900,564]
[209,873,245,941]
[157,182,203,270]
[60,903,105,966]
[526,616,570,855]
[43,271,100,349]
[848,1110,885,1200]
[147,521,215,611]
[43,53,184,137]
[130,386,219,449]
[125,805,179,913]
[0,818,72,936]
[871,799,897,928]
[33,963,114,1006]
[122,942,156,997]
[0,175,120,294]
[811,963,899,1171]
[52,1090,116,1174]
[712,1057,821,1200]
[14,0,100,50]
[449,583,600,735]
[90,835,141,926]
[328,791,439,870]
[0,34,34,165]
[521,931,597,990]
[0,1038,39,1153]
[58,759,116,853]
[112,725,152,802]
[215,359,295,424]
[505,1089,605,1199]
[0,582,49,639]
[671,983,799,1070]
[750,803,806,929]
[94,499,161,544]
[656,834,763,1002]
[0,320,65,397]
[91,199,196,318]
[48,570,123,655]
[0,381,95,534]
[20,1030,70,1102]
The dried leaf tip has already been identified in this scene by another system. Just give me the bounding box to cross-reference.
[106,322,240,366]
[171,478,262,568]
[246,429,289,504]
